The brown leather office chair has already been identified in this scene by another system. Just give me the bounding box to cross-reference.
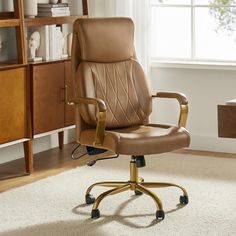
[70,17,190,220]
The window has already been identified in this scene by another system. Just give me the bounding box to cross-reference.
[151,0,236,62]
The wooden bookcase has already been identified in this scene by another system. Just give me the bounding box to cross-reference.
[0,0,88,173]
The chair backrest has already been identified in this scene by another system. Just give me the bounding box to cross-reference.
[72,17,152,130]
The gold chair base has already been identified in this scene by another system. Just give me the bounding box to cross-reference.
[85,159,188,219]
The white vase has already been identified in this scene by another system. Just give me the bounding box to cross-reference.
[2,0,14,12]
[23,0,37,18]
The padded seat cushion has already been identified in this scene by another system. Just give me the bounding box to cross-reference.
[80,124,190,155]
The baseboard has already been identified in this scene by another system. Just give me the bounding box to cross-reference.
[186,134,236,154]
[175,149,236,159]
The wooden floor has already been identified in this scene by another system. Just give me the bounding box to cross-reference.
[0,143,235,193]
[0,143,90,193]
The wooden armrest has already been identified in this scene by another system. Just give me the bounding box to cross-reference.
[152,92,188,127]
[69,97,107,145]
[152,92,188,105]
[68,97,106,112]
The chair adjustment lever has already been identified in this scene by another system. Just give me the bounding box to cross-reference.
[87,154,119,166]
[71,144,87,160]
[86,146,119,166]
[71,144,119,166]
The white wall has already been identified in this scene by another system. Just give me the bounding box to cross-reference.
[150,66,236,153]
[89,0,116,17]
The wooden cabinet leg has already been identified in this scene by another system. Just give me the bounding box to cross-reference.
[23,140,33,174]
[58,131,64,150]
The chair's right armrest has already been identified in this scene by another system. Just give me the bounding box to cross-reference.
[68,97,107,146]
[152,92,188,128]
[152,92,188,105]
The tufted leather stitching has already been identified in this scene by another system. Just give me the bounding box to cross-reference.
[93,63,119,125]
[88,60,147,128]
[128,61,146,120]
[119,62,145,121]
[113,61,143,125]
[112,63,132,122]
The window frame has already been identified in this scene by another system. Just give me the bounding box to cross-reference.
[150,0,236,65]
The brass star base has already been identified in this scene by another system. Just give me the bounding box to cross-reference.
[85,158,188,219]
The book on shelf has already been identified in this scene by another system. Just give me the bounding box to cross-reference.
[49,25,68,60]
[37,12,70,17]
[26,25,68,61]
[37,10,70,17]
[38,26,50,61]
[37,3,69,8]
[38,7,70,12]
[37,3,70,16]
[49,25,58,60]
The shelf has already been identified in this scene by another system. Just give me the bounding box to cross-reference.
[28,58,71,66]
[0,61,26,70]
[0,18,20,27]
[0,138,29,149]
[33,125,75,139]
[24,15,88,27]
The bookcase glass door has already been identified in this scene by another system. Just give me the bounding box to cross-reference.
[0,27,18,64]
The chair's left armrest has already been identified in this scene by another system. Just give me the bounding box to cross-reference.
[68,97,106,146]
[152,92,188,128]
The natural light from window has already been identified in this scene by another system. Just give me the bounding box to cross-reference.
[151,0,236,62]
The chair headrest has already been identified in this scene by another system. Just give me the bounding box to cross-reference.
[73,17,135,63]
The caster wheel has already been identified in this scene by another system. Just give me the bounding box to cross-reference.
[134,190,143,195]
[85,194,95,204]
[179,195,189,205]
[138,177,144,183]
[91,209,100,219]
[156,210,165,220]
[87,160,96,166]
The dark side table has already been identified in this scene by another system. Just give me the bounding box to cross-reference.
[218,100,236,138]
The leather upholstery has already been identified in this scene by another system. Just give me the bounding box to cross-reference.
[80,124,190,155]
[72,17,190,155]
[75,59,152,128]
[73,17,135,62]
[154,92,188,105]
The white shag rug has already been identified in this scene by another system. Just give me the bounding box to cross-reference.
[0,153,236,236]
